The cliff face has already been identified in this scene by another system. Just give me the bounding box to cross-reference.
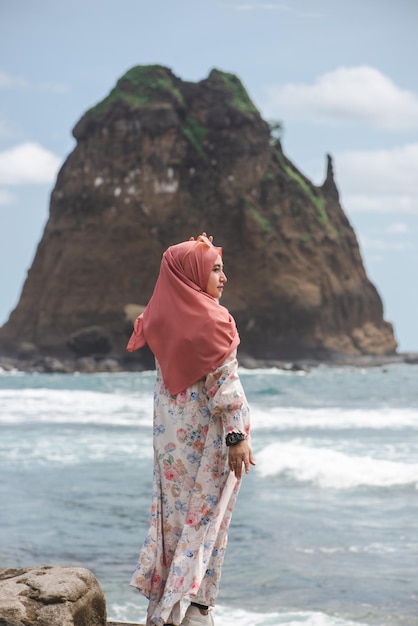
[0,65,396,360]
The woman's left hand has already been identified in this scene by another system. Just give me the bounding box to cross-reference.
[228,440,256,479]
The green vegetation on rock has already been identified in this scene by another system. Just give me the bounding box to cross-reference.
[251,207,274,233]
[183,117,208,155]
[267,120,284,147]
[89,65,184,114]
[241,194,274,234]
[210,69,259,114]
[283,162,329,225]
[299,232,313,244]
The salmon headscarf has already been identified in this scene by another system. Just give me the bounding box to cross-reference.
[127,234,240,395]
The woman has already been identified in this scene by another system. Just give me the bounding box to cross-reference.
[127,233,255,626]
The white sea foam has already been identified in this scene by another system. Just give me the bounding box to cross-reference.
[108,601,368,626]
[239,366,308,376]
[211,608,370,626]
[250,405,418,431]
[0,366,22,375]
[296,542,400,555]
[2,388,417,432]
[1,428,154,466]
[256,442,418,489]
[0,388,153,425]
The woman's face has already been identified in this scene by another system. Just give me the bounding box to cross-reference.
[206,254,227,299]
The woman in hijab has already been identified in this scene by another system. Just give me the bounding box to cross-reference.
[127,233,255,626]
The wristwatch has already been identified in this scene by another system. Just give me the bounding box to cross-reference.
[225,431,247,447]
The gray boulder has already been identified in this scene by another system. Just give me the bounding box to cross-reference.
[0,566,106,626]
[67,326,112,357]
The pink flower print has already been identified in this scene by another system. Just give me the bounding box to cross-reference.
[177,390,188,406]
[151,572,162,590]
[173,576,185,591]
[176,428,187,443]
[164,465,181,481]
[190,578,200,593]
[165,441,177,453]
[186,511,201,526]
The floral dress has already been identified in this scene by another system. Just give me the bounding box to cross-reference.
[130,351,251,626]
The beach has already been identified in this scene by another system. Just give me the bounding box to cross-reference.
[1,363,417,625]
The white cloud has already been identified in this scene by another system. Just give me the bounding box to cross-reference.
[0,117,18,140]
[222,1,292,10]
[0,69,69,94]
[221,1,321,15]
[385,222,410,235]
[336,144,418,194]
[358,234,414,253]
[0,142,62,185]
[334,143,418,214]
[263,66,418,130]
[0,70,27,88]
[342,194,418,214]
[38,82,70,94]
[0,189,16,206]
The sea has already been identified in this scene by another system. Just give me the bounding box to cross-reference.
[1,362,417,626]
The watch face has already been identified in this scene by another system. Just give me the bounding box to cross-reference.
[226,432,246,446]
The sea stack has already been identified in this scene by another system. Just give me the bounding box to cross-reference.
[0,65,397,361]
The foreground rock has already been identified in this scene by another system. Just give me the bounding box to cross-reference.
[0,66,397,361]
[0,566,106,626]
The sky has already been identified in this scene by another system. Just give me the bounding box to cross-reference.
[0,0,417,351]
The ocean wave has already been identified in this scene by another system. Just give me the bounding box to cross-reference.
[108,601,368,626]
[0,366,23,376]
[256,442,418,489]
[250,406,418,431]
[239,366,308,376]
[0,388,153,425]
[0,430,154,466]
[1,387,417,432]
[295,542,403,555]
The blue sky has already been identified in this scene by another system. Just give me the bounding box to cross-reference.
[1,0,418,350]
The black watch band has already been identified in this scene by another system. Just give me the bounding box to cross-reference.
[225,431,247,447]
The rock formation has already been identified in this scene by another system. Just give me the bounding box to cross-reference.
[0,566,106,626]
[0,65,397,362]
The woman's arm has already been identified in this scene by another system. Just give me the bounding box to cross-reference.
[205,352,256,479]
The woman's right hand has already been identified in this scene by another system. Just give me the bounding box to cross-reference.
[228,440,256,479]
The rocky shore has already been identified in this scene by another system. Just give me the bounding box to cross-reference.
[1,350,417,376]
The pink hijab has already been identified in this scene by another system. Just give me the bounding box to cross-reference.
[127,234,240,395]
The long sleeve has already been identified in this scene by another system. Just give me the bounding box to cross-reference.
[205,351,250,436]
